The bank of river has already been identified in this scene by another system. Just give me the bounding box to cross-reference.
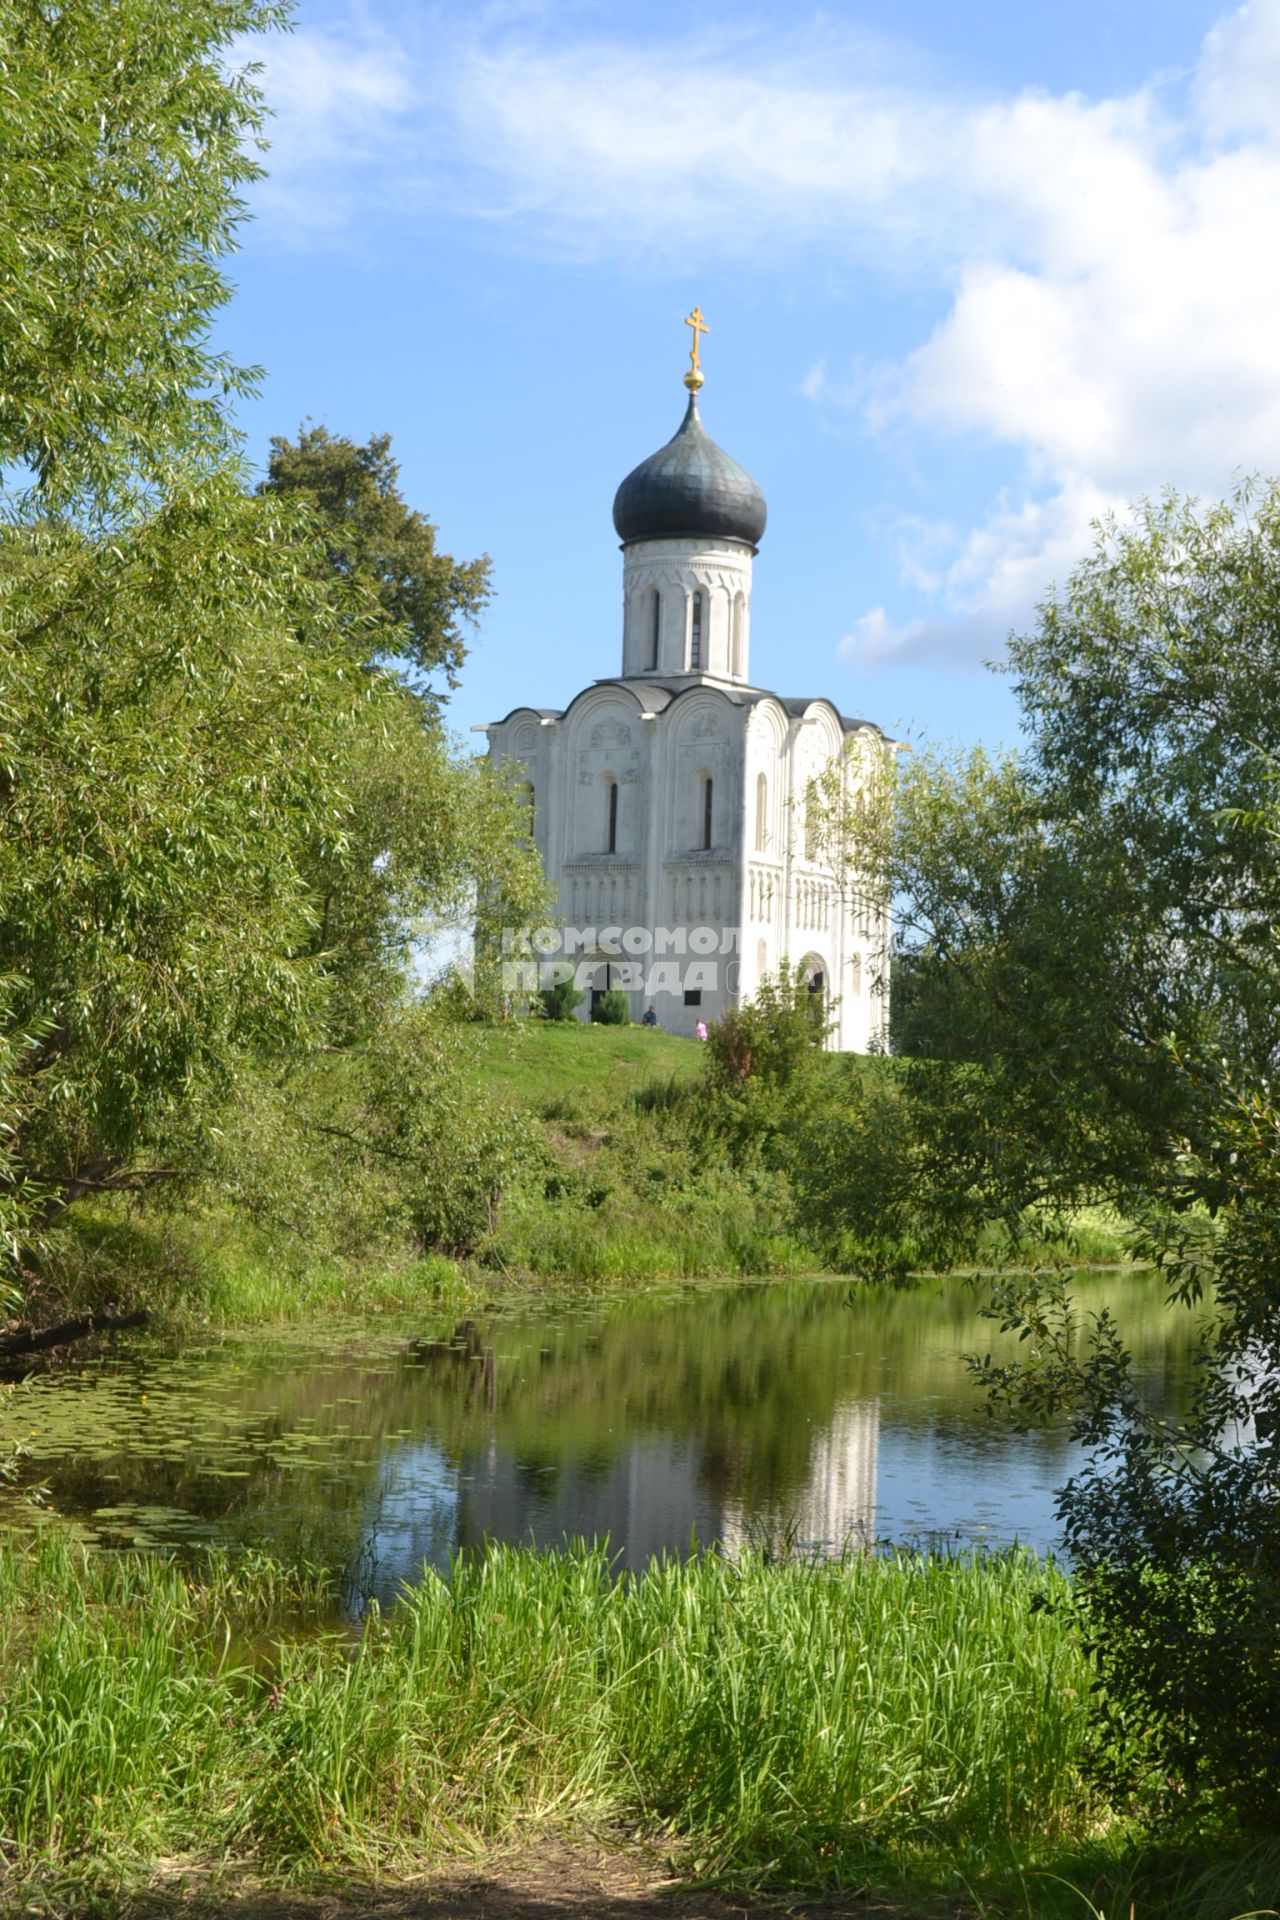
[3,1268,1267,1920]
[2,1268,1196,1606]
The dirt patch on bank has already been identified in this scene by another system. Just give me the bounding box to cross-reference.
[4,1835,954,1920]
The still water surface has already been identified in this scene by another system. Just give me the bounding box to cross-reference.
[4,1272,1200,1609]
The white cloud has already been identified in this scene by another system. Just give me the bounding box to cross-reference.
[231,18,418,237]
[842,480,1125,667]
[839,604,1014,670]
[240,11,974,261]
[855,15,1280,665]
[234,0,1280,667]
[440,34,959,262]
[1196,0,1280,138]
[800,360,827,403]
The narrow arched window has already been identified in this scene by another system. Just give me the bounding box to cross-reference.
[702,774,713,851]
[606,778,618,854]
[515,782,535,839]
[648,588,660,671]
[804,804,817,862]
[755,772,767,851]
[731,595,744,678]
[690,591,703,670]
[850,953,862,996]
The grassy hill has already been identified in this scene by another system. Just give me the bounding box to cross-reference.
[467,1019,1130,1286]
[39,1019,1133,1325]
[463,1016,814,1283]
[468,1019,703,1110]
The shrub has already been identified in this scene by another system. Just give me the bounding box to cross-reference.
[540,979,584,1021]
[591,989,630,1026]
[705,961,829,1090]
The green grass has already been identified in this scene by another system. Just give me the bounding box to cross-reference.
[25,1205,477,1331]
[23,1024,1139,1327]
[490,1211,813,1281]
[467,1017,704,1109]
[0,1535,1088,1891]
[0,1535,1270,1916]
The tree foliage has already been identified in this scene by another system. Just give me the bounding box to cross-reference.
[539,979,584,1022]
[826,486,1280,1824]
[200,997,540,1261]
[0,0,282,509]
[975,1045,1280,1827]
[259,426,490,702]
[0,0,547,1274]
[704,962,829,1093]
[691,964,835,1210]
[823,492,1280,1245]
[2,488,354,1220]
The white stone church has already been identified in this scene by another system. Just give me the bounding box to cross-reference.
[483,332,892,1050]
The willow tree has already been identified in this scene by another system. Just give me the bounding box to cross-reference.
[0,0,544,1263]
[0,0,284,511]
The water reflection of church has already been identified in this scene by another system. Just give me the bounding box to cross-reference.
[456,1436,732,1568]
[721,1400,880,1557]
[370,1396,883,1581]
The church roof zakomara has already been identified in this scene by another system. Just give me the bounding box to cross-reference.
[487,678,890,742]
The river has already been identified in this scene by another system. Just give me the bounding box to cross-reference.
[2,1270,1200,1611]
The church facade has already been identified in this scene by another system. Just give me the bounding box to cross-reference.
[483,330,892,1050]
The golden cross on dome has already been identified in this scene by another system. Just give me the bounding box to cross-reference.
[684,306,709,390]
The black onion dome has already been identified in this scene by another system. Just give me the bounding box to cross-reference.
[612,396,766,547]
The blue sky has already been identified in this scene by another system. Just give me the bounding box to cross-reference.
[218,0,1280,756]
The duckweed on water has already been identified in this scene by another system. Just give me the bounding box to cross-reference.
[0,1324,436,1561]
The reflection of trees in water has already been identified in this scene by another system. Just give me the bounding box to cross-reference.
[402,1275,1197,1490]
[408,1321,496,1410]
[23,1273,1202,1578]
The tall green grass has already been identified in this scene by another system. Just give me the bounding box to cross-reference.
[494,1206,813,1281]
[0,1535,1088,1887]
[2,1537,1272,1914]
[27,1205,475,1329]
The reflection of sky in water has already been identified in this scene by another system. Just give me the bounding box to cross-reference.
[454,1434,725,1568]
[871,1423,1076,1552]
[361,1437,459,1605]
[361,1434,728,1605]
[357,1394,1078,1604]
